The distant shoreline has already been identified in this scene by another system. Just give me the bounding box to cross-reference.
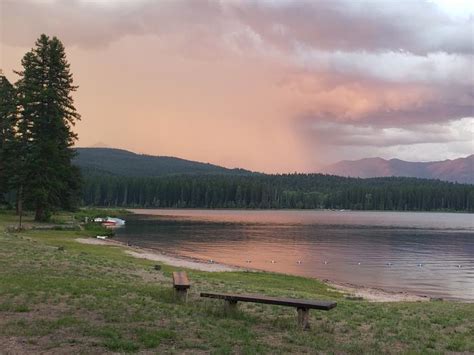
[126,207,474,214]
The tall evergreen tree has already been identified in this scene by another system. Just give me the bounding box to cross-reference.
[0,71,17,203]
[15,34,81,221]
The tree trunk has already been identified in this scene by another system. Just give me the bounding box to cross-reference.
[17,186,23,229]
[34,204,48,222]
[16,186,22,215]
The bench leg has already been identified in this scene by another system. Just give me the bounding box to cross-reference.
[224,300,238,313]
[297,307,310,330]
[175,288,188,303]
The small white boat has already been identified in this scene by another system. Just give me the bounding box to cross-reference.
[96,235,108,240]
[100,217,126,228]
[105,217,126,226]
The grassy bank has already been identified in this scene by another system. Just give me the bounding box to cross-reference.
[0,211,473,354]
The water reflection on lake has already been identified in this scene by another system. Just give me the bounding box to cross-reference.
[115,209,474,300]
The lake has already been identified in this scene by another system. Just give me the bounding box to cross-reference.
[114,209,474,301]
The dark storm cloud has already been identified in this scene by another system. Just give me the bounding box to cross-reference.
[2,0,472,55]
[300,118,474,148]
[1,0,225,49]
[233,0,473,55]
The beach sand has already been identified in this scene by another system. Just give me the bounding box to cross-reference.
[75,238,240,272]
[327,282,429,302]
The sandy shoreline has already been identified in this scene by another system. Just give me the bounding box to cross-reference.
[75,237,241,272]
[327,281,429,302]
[75,237,437,302]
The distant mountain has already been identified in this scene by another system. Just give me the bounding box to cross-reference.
[73,148,253,177]
[323,155,474,184]
[75,147,473,184]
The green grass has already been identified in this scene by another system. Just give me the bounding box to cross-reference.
[0,210,473,353]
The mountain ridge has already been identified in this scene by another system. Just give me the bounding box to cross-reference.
[74,147,473,184]
[73,147,254,177]
[322,155,474,184]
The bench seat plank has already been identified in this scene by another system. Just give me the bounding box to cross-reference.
[173,271,191,290]
[200,292,336,310]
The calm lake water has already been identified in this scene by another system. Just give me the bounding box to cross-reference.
[115,209,474,300]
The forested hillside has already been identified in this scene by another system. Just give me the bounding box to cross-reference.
[74,148,253,177]
[75,148,474,212]
[82,174,474,211]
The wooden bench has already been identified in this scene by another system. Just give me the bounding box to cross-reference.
[172,271,191,301]
[200,292,336,329]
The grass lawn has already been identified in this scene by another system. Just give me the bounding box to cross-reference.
[0,210,473,354]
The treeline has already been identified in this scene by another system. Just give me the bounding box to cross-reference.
[82,174,474,211]
[0,35,81,221]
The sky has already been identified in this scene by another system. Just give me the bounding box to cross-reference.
[1,0,473,172]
